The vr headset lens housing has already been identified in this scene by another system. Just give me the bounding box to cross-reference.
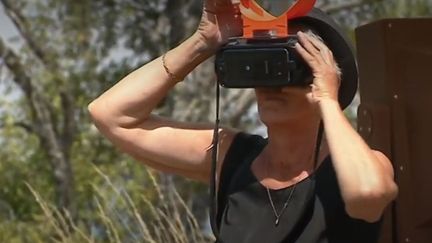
[216,36,313,88]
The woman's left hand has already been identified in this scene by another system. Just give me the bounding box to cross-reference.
[294,31,341,104]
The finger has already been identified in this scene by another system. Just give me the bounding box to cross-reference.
[320,48,341,77]
[205,0,235,12]
[302,32,327,52]
[306,35,340,71]
[301,32,336,66]
[297,32,321,58]
[301,32,337,65]
[318,45,338,66]
[215,0,238,9]
[307,84,317,103]
[215,0,232,5]
[310,84,318,92]
[295,42,320,70]
[320,49,333,65]
[204,8,217,15]
[306,92,315,104]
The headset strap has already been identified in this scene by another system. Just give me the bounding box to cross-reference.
[210,82,221,238]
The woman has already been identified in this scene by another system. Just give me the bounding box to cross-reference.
[88,0,398,242]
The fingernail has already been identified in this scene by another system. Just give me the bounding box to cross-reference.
[297,31,303,36]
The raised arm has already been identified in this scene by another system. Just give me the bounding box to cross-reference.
[88,0,242,183]
[295,31,398,222]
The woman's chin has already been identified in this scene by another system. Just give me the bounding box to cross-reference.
[258,104,317,125]
[259,110,297,124]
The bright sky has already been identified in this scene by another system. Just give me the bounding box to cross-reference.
[0,4,22,50]
[0,4,23,105]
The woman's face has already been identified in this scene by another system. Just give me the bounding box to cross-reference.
[255,86,316,125]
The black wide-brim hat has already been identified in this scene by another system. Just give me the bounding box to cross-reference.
[291,8,358,109]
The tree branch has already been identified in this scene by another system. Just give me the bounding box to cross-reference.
[0,0,52,67]
[0,38,33,97]
[60,90,76,155]
[0,121,34,134]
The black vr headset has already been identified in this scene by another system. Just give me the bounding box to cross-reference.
[215,35,313,87]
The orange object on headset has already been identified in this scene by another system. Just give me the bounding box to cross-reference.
[238,0,317,38]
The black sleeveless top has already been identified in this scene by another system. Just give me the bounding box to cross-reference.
[216,133,382,243]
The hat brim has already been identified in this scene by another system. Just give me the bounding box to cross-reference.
[291,8,358,109]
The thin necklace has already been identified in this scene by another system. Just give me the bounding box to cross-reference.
[263,123,323,227]
[264,141,317,226]
[266,183,297,226]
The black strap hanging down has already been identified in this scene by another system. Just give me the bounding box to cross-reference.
[313,122,324,171]
[210,81,221,238]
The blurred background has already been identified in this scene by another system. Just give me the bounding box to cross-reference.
[0,0,431,242]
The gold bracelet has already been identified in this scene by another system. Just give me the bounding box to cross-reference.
[162,53,183,82]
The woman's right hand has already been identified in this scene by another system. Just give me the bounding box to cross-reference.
[195,0,243,54]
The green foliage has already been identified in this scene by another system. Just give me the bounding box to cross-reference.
[0,121,53,221]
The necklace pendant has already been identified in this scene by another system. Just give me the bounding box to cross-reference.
[275,218,280,226]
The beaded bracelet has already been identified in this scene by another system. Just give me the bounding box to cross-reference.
[162,53,183,83]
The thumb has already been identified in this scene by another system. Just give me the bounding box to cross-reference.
[306,91,316,104]
[306,84,318,104]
